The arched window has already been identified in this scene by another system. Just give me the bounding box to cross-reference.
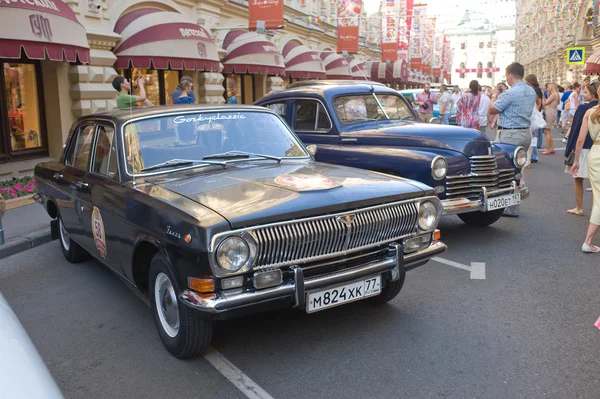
[487,61,493,79]
[477,62,483,79]
[460,62,466,79]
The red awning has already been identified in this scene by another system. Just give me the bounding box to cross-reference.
[222,30,285,75]
[349,58,369,80]
[0,0,90,63]
[282,42,326,79]
[320,52,352,80]
[585,50,600,74]
[368,61,407,83]
[113,8,221,71]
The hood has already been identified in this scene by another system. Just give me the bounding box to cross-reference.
[145,161,430,228]
[345,122,492,157]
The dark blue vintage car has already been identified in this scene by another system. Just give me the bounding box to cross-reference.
[255,81,529,227]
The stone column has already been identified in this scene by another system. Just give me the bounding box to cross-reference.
[197,72,225,104]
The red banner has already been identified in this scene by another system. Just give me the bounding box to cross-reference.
[381,0,399,62]
[337,0,362,54]
[455,67,500,73]
[249,0,284,30]
[409,4,426,72]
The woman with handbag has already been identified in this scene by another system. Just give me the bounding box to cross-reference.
[565,81,599,216]
[570,86,600,253]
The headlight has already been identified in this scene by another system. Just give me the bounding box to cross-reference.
[513,147,527,168]
[418,201,440,231]
[216,236,250,272]
[431,156,448,180]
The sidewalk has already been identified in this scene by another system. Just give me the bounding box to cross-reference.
[0,203,54,259]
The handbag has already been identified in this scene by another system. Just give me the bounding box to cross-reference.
[421,92,431,110]
[530,107,546,130]
[565,150,575,166]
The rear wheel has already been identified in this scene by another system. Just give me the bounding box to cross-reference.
[458,209,504,226]
[58,215,89,263]
[369,276,405,305]
[149,254,212,359]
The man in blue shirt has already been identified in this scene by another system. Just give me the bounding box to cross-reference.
[489,62,536,217]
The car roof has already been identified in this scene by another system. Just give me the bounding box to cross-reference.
[87,104,272,123]
[260,81,401,101]
[287,80,386,89]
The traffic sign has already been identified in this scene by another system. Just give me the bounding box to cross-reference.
[566,47,585,65]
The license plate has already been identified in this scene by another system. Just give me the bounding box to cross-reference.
[486,193,521,211]
[306,276,381,313]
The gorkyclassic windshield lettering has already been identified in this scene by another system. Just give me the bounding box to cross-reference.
[34,105,446,359]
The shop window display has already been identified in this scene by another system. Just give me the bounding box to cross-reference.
[3,63,43,152]
[224,74,257,104]
[118,69,181,105]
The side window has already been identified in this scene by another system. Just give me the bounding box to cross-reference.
[266,103,286,117]
[66,124,95,170]
[92,125,118,177]
[294,100,331,132]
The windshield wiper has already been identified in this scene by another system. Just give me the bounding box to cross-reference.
[203,151,282,163]
[141,158,226,173]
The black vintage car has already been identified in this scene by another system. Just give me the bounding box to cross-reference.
[34,105,446,358]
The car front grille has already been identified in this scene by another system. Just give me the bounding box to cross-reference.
[446,155,515,200]
[248,200,419,270]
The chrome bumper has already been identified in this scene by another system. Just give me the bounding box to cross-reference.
[441,181,529,215]
[179,241,447,314]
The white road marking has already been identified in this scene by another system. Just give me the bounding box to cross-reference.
[204,347,274,399]
[432,257,486,280]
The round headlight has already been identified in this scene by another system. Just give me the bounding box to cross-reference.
[418,201,439,231]
[216,236,250,272]
[431,156,448,180]
[514,147,527,168]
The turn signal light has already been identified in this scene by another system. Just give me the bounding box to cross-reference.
[433,229,441,243]
[188,277,215,293]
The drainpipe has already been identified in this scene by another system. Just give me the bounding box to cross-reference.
[0,197,5,245]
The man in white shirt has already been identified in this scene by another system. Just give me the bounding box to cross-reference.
[478,85,491,134]
[437,84,453,125]
[451,87,462,109]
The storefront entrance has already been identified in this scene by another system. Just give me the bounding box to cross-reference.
[224,74,262,104]
[118,68,181,105]
[0,59,47,163]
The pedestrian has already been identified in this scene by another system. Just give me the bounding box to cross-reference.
[173,80,194,105]
[415,83,437,123]
[565,81,600,217]
[488,83,505,140]
[580,77,590,105]
[228,90,238,104]
[570,92,600,253]
[456,80,481,129]
[452,87,462,109]
[560,84,573,129]
[172,76,196,104]
[564,83,582,143]
[524,74,543,163]
[478,84,490,134]
[541,82,559,155]
[437,84,453,125]
[112,76,152,109]
[557,85,564,126]
[488,62,536,217]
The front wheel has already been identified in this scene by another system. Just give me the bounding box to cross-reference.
[149,254,212,359]
[458,209,504,226]
[369,276,405,305]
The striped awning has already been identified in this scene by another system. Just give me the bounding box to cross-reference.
[349,58,369,80]
[368,61,406,83]
[585,49,600,74]
[223,30,285,75]
[113,8,221,71]
[282,42,326,79]
[0,0,89,63]
[320,52,352,80]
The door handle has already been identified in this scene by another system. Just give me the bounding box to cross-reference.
[53,173,63,181]
[76,182,89,190]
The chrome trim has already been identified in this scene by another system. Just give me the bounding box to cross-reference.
[208,197,439,276]
[180,241,447,314]
[213,231,258,277]
[442,181,528,215]
[431,155,447,181]
[513,146,526,168]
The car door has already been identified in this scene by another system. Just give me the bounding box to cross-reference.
[290,99,337,163]
[80,122,125,274]
[58,122,96,241]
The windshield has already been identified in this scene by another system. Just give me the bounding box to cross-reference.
[333,94,415,124]
[123,111,308,174]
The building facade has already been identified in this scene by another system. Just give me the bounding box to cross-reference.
[447,10,516,88]
[0,0,384,179]
[516,0,598,85]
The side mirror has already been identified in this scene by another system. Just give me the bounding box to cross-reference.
[306,144,317,157]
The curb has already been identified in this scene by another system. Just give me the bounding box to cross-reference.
[0,227,55,260]
[5,195,36,211]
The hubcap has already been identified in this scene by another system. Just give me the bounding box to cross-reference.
[59,218,70,251]
[154,272,179,338]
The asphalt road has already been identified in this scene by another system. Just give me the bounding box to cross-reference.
[2,132,600,399]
